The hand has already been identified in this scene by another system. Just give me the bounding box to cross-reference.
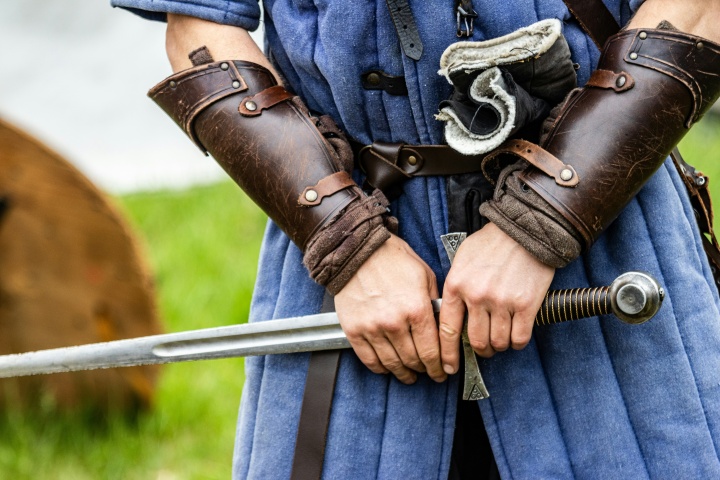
[439,223,555,374]
[334,235,446,384]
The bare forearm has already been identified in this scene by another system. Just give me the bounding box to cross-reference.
[165,14,277,76]
[630,0,720,41]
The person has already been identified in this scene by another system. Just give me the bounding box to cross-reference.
[112,0,720,478]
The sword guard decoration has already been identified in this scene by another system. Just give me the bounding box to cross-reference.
[440,232,490,400]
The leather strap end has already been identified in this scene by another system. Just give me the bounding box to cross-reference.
[298,171,357,207]
[586,69,635,92]
[239,85,294,116]
[487,139,579,187]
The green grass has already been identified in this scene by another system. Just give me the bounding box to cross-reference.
[679,114,720,218]
[0,181,267,479]
[0,115,716,479]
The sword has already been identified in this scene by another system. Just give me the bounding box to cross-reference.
[0,271,663,379]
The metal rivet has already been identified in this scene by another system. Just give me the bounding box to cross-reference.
[169,81,177,88]
[245,101,257,112]
[696,176,707,187]
[367,73,381,86]
[560,168,574,181]
[629,52,638,60]
[639,31,647,40]
[232,80,241,89]
[407,155,417,166]
[697,42,705,50]
[304,189,318,202]
[616,75,627,88]
[220,63,229,70]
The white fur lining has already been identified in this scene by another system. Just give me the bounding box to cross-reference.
[438,18,563,82]
[435,67,517,155]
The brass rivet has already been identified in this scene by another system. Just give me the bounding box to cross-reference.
[169,81,177,88]
[408,155,418,166]
[220,63,229,70]
[697,42,705,50]
[629,52,638,60]
[560,168,574,181]
[245,101,257,111]
[232,80,241,89]
[616,75,627,88]
[639,31,647,40]
[367,73,381,86]
[305,189,318,202]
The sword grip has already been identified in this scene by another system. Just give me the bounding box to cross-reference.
[536,286,609,325]
[535,271,665,326]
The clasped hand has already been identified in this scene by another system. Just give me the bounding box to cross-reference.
[334,223,554,384]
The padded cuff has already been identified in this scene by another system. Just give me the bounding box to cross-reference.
[304,189,397,295]
[480,164,581,268]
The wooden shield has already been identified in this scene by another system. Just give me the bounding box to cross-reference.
[0,117,162,412]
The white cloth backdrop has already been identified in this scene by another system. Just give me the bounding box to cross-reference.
[0,0,263,194]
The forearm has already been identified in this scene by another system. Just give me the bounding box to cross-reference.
[630,0,720,41]
[165,14,276,75]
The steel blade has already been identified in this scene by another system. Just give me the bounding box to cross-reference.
[0,312,348,378]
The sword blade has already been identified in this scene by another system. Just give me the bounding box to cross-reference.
[0,270,662,379]
[0,312,349,378]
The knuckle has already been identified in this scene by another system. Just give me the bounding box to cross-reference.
[513,295,534,313]
[512,331,532,350]
[417,348,440,365]
[444,275,463,296]
[490,337,509,351]
[469,337,488,352]
[379,318,404,335]
[405,304,428,323]
[439,322,460,339]
[384,359,404,372]
[365,360,384,373]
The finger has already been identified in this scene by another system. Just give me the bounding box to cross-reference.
[439,296,466,375]
[348,337,389,375]
[407,303,446,382]
[511,310,535,351]
[489,309,512,353]
[384,322,426,374]
[371,336,417,384]
[467,307,495,358]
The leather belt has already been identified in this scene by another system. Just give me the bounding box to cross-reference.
[353,141,486,199]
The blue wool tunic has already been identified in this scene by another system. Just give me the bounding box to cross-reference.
[114,1,720,478]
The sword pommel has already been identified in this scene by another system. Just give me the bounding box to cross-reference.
[608,271,664,325]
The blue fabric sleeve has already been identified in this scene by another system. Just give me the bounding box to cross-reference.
[110,0,262,31]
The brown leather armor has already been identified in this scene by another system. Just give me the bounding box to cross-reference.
[483,27,720,262]
[149,60,394,293]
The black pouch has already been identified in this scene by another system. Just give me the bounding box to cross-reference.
[446,171,495,234]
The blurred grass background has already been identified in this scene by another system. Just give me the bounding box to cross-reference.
[0,115,717,479]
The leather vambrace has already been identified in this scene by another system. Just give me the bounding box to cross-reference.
[148,60,396,294]
[481,27,720,267]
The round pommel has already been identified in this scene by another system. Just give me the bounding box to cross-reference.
[608,272,665,325]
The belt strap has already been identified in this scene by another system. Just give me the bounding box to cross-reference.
[384,0,424,60]
[354,141,486,199]
[290,293,340,480]
[671,148,720,290]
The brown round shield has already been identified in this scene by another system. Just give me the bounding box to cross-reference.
[0,117,162,412]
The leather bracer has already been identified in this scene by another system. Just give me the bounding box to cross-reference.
[148,60,395,293]
[481,27,720,265]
